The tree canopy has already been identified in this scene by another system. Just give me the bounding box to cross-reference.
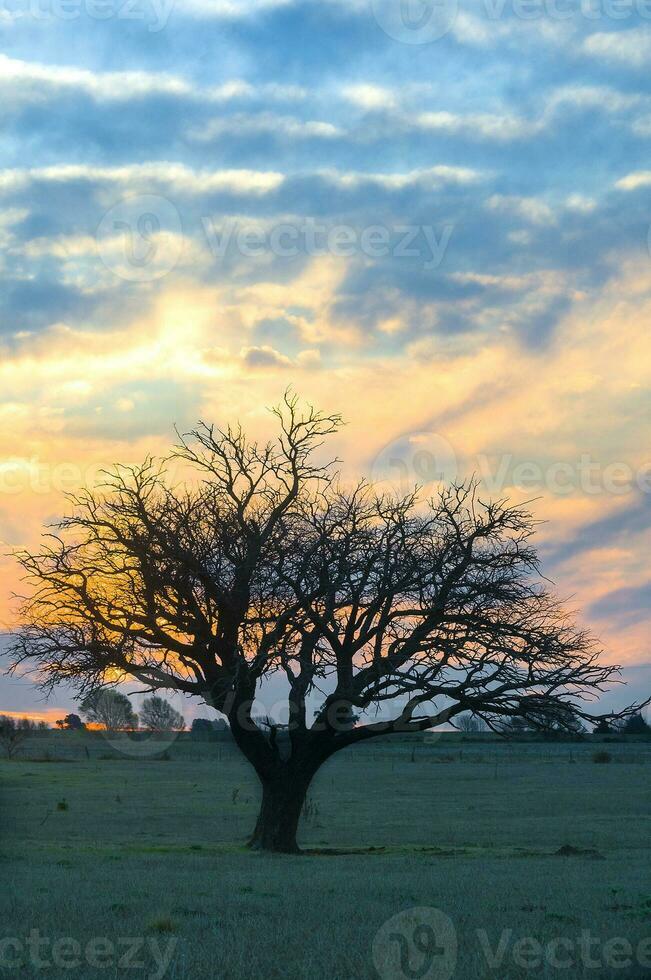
[140,696,185,732]
[8,394,648,850]
[80,690,137,732]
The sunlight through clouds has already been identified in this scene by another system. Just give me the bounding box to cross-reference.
[0,0,650,712]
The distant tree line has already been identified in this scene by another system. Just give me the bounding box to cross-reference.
[455,709,650,738]
[455,712,488,733]
[0,716,48,758]
[190,717,229,740]
[594,713,650,735]
[495,711,650,737]
[56,692,187,733]
[1,705,648,760]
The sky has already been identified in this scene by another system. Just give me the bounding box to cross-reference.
[0,0,650,723]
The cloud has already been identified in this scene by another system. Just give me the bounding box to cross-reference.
[0,54,196,101]
[0,163,285,196]
[189,113,343,142]
[547,84,643,115]
[486,194,556,225]
[174,0,296,16]
[588,582,651,626]
[341,84,397,111]
[241,344,292,368]
[456,8,573,44]
[174,0,369,17]
[323,165,486,190]
[582,28,651,67]
[414,110,539,142]
[1,0,651,712]
[615,171,651,190]
[0,54,307,108]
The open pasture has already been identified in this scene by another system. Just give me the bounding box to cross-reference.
[2,733,651,979]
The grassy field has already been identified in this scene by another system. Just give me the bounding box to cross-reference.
[2,732,651,979]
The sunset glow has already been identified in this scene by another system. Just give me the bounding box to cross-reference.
[1,1,650,721]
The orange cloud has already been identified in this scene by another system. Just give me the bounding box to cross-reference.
[0,260,649,681]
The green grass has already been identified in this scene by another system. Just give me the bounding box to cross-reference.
[2,734,651,978]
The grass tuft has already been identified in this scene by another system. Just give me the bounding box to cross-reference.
[147,916,177,933]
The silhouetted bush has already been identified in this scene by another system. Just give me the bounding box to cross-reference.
[56,713,85,730]
[621,714,650,735]
[190,718,229,740]
[593,719,614,735]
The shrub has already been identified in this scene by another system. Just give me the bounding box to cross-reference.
[593,750,612,764]
[0,715,38,758]
[593,719,614,735]
[190,718,215,740]
[621,714,650,735]
[56,714,85,730]
[148,917,176,934]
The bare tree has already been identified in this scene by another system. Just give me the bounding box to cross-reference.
[496,716,534,736]
[456,712,484,734]
[140,696,185,732]
[0,716,36,758]
[8,395,648,851]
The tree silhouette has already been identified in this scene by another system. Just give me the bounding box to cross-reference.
[140,696,185,732]
[621,713,650,735]
[0,716,37,758]
[8,395,648,851]
[190,718,215,740]
[456,712,485,734]
[80,690,138,732]
[55,713,85,731]
[593,718,614,735]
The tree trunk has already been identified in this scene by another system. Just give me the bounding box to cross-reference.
[247,770,312,854]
